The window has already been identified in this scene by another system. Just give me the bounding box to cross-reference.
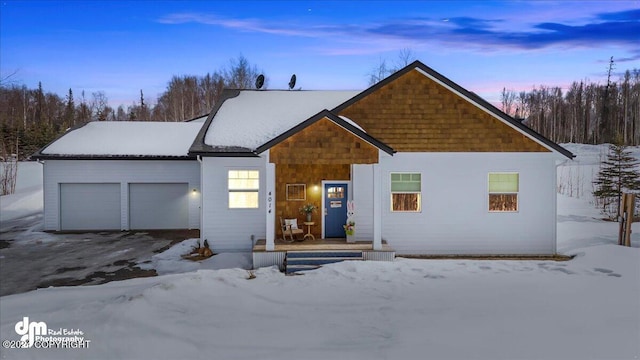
[391,173,421,212]
[327,186,345,199]
[228,170,259,208]
[488,173,518,212]
[286,184,306,201]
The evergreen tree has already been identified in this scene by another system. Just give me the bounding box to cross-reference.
[34,81,45,123]
[593,141,640,217]
[64,88,75,126]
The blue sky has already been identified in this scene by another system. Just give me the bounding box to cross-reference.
[1,0,639,108]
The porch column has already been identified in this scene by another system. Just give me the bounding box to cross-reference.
[373,163,382,250]
[265,161,276,251]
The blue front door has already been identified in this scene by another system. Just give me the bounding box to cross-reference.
[324,183,348,238]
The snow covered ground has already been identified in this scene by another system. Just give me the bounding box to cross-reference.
[0,162,43,223]
[0,146,639,360]
[557,143,640,207]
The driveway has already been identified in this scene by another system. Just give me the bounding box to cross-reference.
[0,213,198,296]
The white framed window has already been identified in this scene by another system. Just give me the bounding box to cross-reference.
[390,173,421,212]
[228,170,259,209]
[488,172,519,212]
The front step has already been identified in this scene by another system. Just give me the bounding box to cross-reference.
[284,251,363,274]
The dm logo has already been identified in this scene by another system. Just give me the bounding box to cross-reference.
[15,317,47,348]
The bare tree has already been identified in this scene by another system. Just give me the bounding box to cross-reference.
[395,48,416,68]
[224,55,262,89]
[115,105,127,121]
[500,87,517,116]
[0,138,18,195]
[91,91,109,121]
[368,49,417,85]
[368,58,390,85]
[76,90,91,124]
[0,69,19,87]
[152,56,261,121]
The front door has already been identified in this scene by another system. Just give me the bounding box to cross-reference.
[324,183,348,238]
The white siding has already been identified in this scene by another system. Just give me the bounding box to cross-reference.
[43,160,200,231]
[201,157,266,252]
[378,152,559,255]
[352,164,374,240]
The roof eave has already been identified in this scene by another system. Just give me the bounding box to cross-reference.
[31,154,197,161]
[31,122,90,160]
[188,89,242,156]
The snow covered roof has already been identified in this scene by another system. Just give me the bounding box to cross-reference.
[39,121,204,158]
[203,90,360,150]
[186,114,208,123]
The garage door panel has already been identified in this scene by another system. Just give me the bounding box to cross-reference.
[60,183,121,230]
[129,183,188,229]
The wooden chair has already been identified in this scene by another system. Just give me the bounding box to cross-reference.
[280,217,303,242]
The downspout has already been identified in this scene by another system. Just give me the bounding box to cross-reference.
[554,157,573,255]
[36,159,46,230]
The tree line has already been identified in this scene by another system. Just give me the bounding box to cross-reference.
[0,56,261,159]
[501,65,640,146]
[2,55,639,161]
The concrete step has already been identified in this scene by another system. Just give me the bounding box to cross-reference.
[285,250,363,274]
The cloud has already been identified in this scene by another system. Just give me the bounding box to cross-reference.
[597,8,640,22]
[157,12,340,38]
[157,8,640,55]
[366,9,639,51]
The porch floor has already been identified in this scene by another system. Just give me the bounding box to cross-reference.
[253,238,393,252]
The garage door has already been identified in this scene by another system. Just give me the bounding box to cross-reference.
[60,183,121,230]
[129,183,188,229]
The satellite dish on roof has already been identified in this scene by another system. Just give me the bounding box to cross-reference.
[255,74,265,89]
[289,74,296,90]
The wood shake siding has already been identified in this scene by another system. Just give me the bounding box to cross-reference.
[269,117,379,165]
[339,69,550,153]
[269,118,380,238]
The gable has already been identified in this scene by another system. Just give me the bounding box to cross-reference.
[338,69,550,153]
[269,117,379,164]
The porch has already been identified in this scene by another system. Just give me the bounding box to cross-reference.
[263,113,391,253]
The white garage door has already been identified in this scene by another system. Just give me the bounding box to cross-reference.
[129,183,189,229]
[60,183,121,230]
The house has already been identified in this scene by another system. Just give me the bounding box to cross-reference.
[34,61,574,267]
